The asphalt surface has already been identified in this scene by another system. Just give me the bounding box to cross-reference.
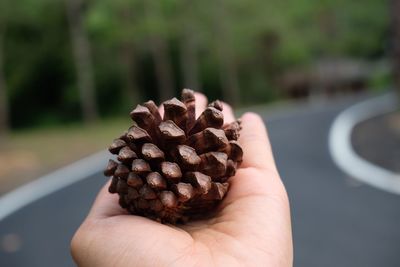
[352,111,400,173]
[1,95,400,267]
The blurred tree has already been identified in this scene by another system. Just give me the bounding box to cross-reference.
[0,0,11,137]
[143,0,175,101]
[118,3,141,104]
[179,0,201,91]
[0,22,9,137]
[215,0,240,105]
[390,0,400,99]
[65,0,98,123]
[86,0,143,107]
[0,0,390,130]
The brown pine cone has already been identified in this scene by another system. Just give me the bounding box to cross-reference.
[104,89,243,224]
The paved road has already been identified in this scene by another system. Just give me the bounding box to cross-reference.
[1,95,399,267]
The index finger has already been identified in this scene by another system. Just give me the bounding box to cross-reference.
[239,112,277,173]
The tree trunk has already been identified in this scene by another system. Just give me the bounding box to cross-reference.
[0,27,9,138]
[215,0,240,106]
[65,0,98,123]
[390,0,400,101]
[120,43,141,104]
[151,37,175,101]
[144,1,175,101]
[119,7,141,104]
[180,1,201,91]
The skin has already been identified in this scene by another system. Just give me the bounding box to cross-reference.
[71,93,293,267]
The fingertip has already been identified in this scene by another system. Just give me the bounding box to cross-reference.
[221,102,233,112]
[158,105,164,117]
[239,111,277,171]
[194,92,208,109]
[240,112,269,138]
[241,112,264,124]
[221,102,235,124]
[194,92,208,118]
[194,92,207,103]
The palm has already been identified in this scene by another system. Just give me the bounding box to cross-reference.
[80,166,290,267]
[71,96,293,267]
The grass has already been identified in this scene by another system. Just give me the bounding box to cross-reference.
[0,117,131,195]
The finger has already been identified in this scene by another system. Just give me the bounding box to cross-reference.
[194,92,208,118]
[221,102,235,124]
[158,103,165,118]
[87,179,128,219]
[239,112,277,172]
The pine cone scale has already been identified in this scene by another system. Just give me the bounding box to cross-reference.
[104,89,242,224]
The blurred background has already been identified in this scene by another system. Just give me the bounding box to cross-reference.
[0,0,399,266]
[0,0,396,193]
[0,0,394,192]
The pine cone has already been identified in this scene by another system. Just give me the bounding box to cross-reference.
[104,89,243,224]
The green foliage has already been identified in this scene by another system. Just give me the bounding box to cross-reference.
[1,0,390,129]
[368,61,393,92]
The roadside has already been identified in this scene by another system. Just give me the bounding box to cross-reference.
[0,97,308,196]
[329,92,400,195]
[0,92,371,196]
[0,117,130,195]
[352,111,400,173]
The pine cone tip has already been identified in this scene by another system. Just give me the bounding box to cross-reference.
[104,89,243,224]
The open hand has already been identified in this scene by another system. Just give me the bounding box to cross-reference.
[71,93,293,267]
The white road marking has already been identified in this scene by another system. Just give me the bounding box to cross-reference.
[329,92,400,195]
[0,151,109,222]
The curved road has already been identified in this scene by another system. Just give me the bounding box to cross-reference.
[1,95,399,267]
